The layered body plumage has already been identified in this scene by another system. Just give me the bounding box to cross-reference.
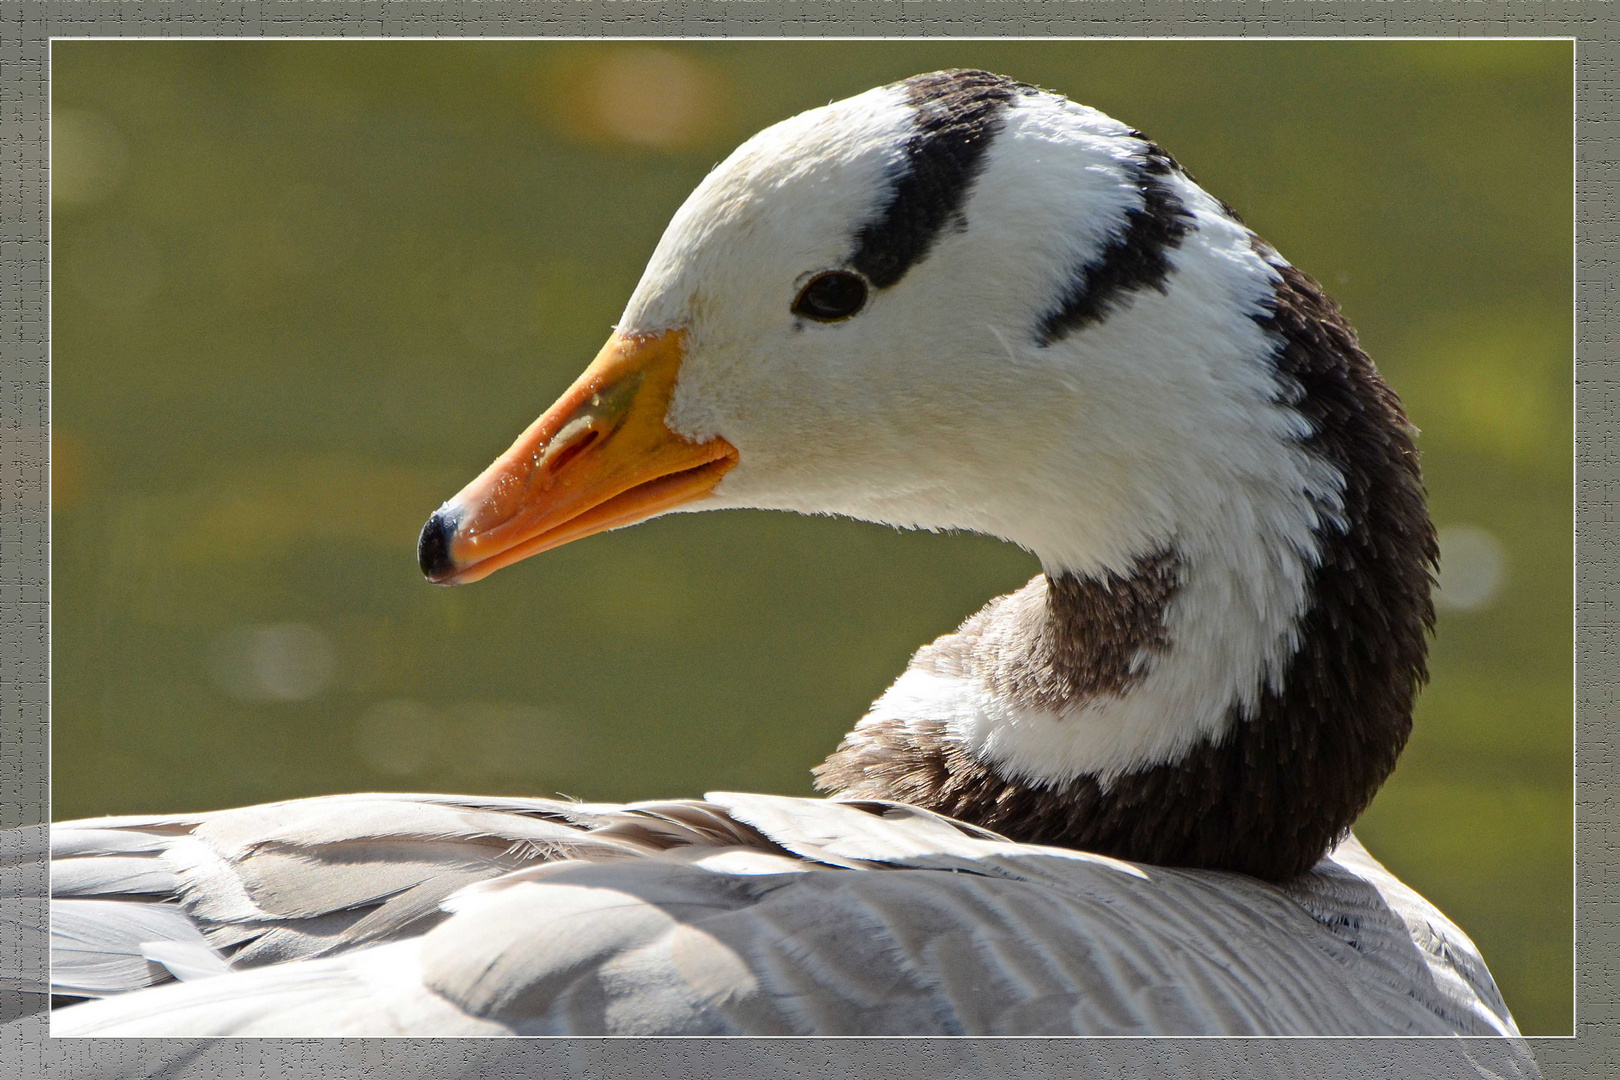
[51,793,1515,1037]
[46,71,1525,1052]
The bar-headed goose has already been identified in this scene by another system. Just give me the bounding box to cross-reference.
[50,70,1531,1050]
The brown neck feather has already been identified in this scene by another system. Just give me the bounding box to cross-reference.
[815,259,1437,883]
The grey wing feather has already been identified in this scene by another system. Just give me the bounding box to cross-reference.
[45,792,1532,1059]
[51,900,218,997]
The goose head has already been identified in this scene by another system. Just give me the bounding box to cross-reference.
[418,71,1437,882]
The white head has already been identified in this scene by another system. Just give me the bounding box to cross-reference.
[621,73,1333,579]
[419,71,1435,881]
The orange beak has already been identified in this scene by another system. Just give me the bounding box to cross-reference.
[418,329,737,585]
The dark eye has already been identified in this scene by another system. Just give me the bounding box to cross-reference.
[792,270,869,322]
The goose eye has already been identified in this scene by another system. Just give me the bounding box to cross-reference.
[792,271,869,322]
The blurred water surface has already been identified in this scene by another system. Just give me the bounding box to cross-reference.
[50,41,1572,1033]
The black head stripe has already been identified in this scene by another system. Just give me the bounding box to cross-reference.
[1036,142,1195,346]
[849,70,1032,289]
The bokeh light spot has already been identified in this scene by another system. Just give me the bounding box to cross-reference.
[210,623,337,701]
[1389,312,1569,469]
[534,47,727,152]
[53,108,128,207]
[1435,524,1508,613]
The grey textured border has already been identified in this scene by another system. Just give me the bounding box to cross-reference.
[0,2,1603,1078]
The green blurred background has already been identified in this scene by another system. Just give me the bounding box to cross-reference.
[49,41,1572,1033]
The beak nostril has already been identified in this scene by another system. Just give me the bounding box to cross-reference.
[546,428,599,476]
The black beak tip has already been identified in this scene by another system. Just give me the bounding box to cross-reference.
[418,508,461,583]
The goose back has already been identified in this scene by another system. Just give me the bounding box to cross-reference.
[50,792,1519,1038]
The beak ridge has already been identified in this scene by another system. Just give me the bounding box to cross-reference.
[421,329,736,585]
